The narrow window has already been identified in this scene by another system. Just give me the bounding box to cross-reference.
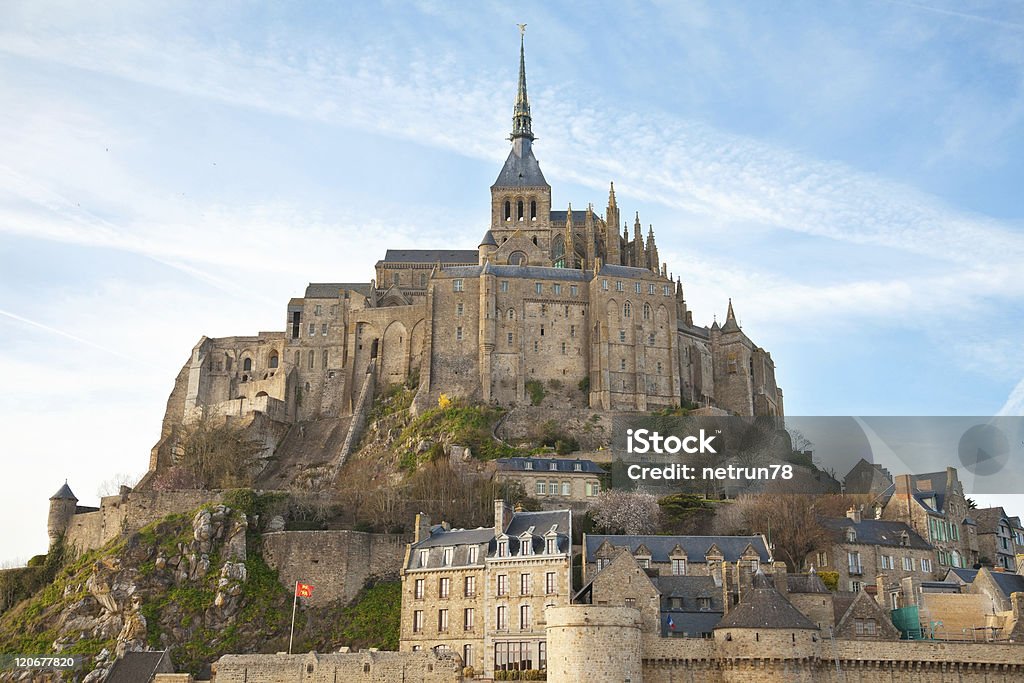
[268,352,279,369]
[535,282,542,294]
[517,200,524,220]
[242,357,252,372]
[453,279,464,292]
[504,200,511,221]
[322,350,328,369]
[308,350,314,369]
[623,302,632,318]
[530,200,537,220]
[501,280,509,292]
[507,332,513,345]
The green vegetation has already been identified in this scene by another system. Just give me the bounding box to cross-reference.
[578,376,590,394]
[398,401,520,469]
[818,570,840,592]
[525,379,546,406]
[531,420,579,455]
[317,580,402,651]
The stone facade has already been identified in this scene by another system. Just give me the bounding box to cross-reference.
[145,36,784,482]
[973,507,1024,571]
[211,650,462,682]
[398,501,572,677]
[583,533,770,584]
[493,457,603,505]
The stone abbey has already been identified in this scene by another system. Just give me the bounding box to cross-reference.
[152,35,783,473]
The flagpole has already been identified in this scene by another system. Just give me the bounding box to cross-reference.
[289,580,298,655]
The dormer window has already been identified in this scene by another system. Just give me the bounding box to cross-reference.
[845,528,857,543]
[418,549,429,567]
[443,547,453,566]
[546,537,557,554]
[900,531,909,547]
[524,461,533,470]
[498,541,509,557]
[468,546,478,564]
[520,538,532,556]
[573,463,582,472]
[549,463,558,471]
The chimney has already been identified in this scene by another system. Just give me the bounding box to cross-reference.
[494,499,512,535]
[1012,593,1022,621]
[846,507,862,524]
[894,474,912,495]
[772,561,788,596]
[414,512,432,544]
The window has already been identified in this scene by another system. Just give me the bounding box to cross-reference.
[663,285,671,295]
[648,333,655,345]
[535,282,543,294]
[880,555,893,570]
[635,282,642,293]
[418,549,429,567]
[308,322,316,336]
[601,279,608,291]
[620,359,626,371]
[501,280,509,292]
[595,559,610,572]
[520,537,532,556]
[643,303,651,320]
[638,558,650,569]
[456,327,463,341]
[545,572,556,594]
[520,604,531,629]
[520,573,531,595]
[498,541,509,557]
[921,558,932,572]
[586,481,600,497]
[535,481,545,496]
[540,324,545,336]
[548,481,558,495]
[533,341,539,352]
[413,610,423,633]
[656,362,663,374]
[464,608,474,630]
[570,324,576,338]
[322,350,328,369]
[465,575,476,596]
[456,303,464,316]
[619,329,626,342]
[625,598,636,608]
[453,279,464,292]
[268,352,279,369]
[553,284,562,295]
[672,559,686,576]
[438,609,449,632]
[616,281,624,292]
[846,528,857,543]
[319,323,327,336]
[902,557,915,571]
[848,552,862,575]
[573,462,582,472]
[570,285,578,296]
[420,273,427,287]
[308,350,314,369]
[541,304,547,317]
[854,618,877,636]
[497,575,508,596]
[623,301,632,317]
[816,551,828,567]
[508,308,516,320]
[508,332,514,345]
[439,577,450,598]
[649,284,656,295]
[561,481,570,496]
[546,537,557,554]
[850,580,862,592]
[414,579,424,599]
[314,304,322,316]
[496,606,508,630]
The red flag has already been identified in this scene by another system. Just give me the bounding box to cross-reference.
[295,582,314,598]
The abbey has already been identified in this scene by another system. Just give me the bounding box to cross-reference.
[154,36,783,469]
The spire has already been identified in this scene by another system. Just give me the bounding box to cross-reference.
[727,298,736,321]
[722,298,740,332]
[608,181,617,207]
[511,25,534,143]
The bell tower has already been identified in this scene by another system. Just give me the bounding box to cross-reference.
[489,26,552,256]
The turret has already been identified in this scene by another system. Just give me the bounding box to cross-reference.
[478,230,498,265]
[645,225,659,273]
[605,183,621,265]
[48,481,78,549]
[562,204,575,268]
[632,213,644,267]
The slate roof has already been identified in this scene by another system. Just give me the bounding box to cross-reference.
[652,575,722,606]
[479,230,498,247]
[586,535,770,564]
[496,458,604,474]
[715,572,817,630]
[380,250,478,264]
[950,567,1024,598]
[597,263,660,279]
[549,210,589,225]
[492,146,549,188]
[408,510,571,567]
[413,526,495,550]
[304,283,373,299]
[105,650,170,683]
[819,517,931,550]
[787,571,830,594]
[50,482,77,501]
[972,507,1011,530]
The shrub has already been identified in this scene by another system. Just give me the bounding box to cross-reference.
[578,376,590,393]
[525,380,545,406]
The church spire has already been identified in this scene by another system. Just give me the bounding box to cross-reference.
[511,25,534,143]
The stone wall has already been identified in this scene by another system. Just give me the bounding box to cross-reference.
[64,489,223,554]
[211,650,462,682]
[261,530,408,605]
[545,605,643,683]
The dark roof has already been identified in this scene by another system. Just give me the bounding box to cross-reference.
[479,230,498,247]
[413,526,495,550]
[972,507,1011,530]
[787,571,830,594]
[496,458,603,474]
[304,283,372,299]
[550,210,589,225]
[678,322,710,339]
[50,482,77,501]
[105,651,170,683]
[652,575,722,605]
[989,571,1024,597]
[715,572,817,630]
[381,250,478,264]
[597,263,660,279]
[832,594,858,624]
[505,509,571,538]
[947,567,977,583]
[492,146,549,188]
[443,264,592,281]
[662,610,722,636]
[819,517,931,550]
[586,535,770,564]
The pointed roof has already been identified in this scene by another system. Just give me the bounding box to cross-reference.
[715,570,817,630]
[50,481,77,501]
[511,29,534,142]
[721,298,740,332]
[493,144,548,188]
[478,230,497,247]
[608,181,617,206]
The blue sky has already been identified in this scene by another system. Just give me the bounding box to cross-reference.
[1,1,1023,564]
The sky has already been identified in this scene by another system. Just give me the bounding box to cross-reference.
[1,1,1023,564]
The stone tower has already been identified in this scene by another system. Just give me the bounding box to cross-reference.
[48,481,78,549]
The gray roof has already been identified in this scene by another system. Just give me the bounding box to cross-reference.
[505,509,571,538]
[550,210,589,225]
[492,146,549,188]
[50,482,77,501]
[662,609,722,637]
[715,572,817,630]
[496,458,604,474]
[586,535,770,564]
[409,509,571,568]
[105,651,170,683]
[304,282,372,299]
[950,567,1024,598]
[598,263,660,279]
[444,264,592,282]
[819,517,931,550]
[479,230,497,247]
[972,507,1013,530]
[413,526,495,550]
[381,250,478,264]
[653,575,722,605]
[787,571,830,594]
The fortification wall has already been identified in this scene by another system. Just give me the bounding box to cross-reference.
[545,605,642,683]
[261,530,409,605]
[64,490,222,554]
[212,650,462,682]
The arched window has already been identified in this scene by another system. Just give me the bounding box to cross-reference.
[504,200,511,221]
[508,309,516,320]
[623,302,632,318]
[242,357,252,372]
[420,273,427,287]
[643,303,651,320]
[517,200,524,221]
[532,236,538,245]
[308,350,314,369]
[509,251,527,266]
[530,200,537,220]
[268,352,279,369]
[322,350,329,369]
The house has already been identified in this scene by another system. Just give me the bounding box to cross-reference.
[583,533,770,584]
[972,507,1024,571]
[493,457,603,504]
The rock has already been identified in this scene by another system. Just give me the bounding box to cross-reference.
[267,515,286,532]
[416,439,433,453]
[85,564,118,614]
[191,554,210,580]
[224,514,248,562]
[154,556,167,570]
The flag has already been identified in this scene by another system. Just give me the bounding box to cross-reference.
[295,582,314,598]
[667,615,676,631]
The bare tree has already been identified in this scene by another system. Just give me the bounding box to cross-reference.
[714,488,830,571]
[96,472,141,497]
[588,490,661,535]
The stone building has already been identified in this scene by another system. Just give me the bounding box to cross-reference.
[398,500,572,677]
[972,506,1024,571]
[813,507,936,597]
[145,34,784,482]
[881,467,979,570]
[493,457,603,504]
[582,534,770,584]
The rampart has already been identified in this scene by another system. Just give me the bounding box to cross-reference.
[261,530,409,605]
[211,650,462,682]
